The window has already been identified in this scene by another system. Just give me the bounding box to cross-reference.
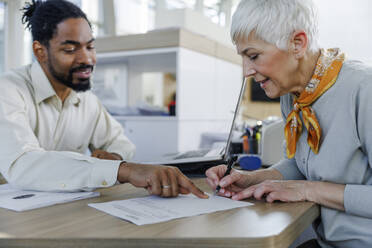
[313,0,372,64]
[81,0,105,36]
[203,0,222,24]
[163,0,229,26]
[0,1,5,74]
[68,0,234,37]
[67,0,81,6]
[114,0,155,35]
[165,0,196,9]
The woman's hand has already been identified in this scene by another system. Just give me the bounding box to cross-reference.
[205,165,282,197]
[206,164,253,197]
[230,179,346,211]
[231,180,309,202]
[205,165,283,198]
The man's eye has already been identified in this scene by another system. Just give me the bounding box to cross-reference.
[64,48,75,53]
[87,46,95,50]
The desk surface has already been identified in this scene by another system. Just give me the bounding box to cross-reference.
[0,178,319,248]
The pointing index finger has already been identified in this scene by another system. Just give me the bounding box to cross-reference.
[179,175,209,199]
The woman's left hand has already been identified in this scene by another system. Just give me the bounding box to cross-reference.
[231,180,309,202]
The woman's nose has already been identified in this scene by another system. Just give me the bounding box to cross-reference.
[244,68,256,77]
[242,58,256,77]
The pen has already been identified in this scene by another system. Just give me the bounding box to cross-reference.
[214,155,238,195]
[12,194,35,199]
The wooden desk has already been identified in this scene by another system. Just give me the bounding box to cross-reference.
[0,178,319,248]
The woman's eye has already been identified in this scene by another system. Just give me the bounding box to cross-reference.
[249,54,258,61]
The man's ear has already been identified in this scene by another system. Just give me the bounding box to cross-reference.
[32,41,48,63]
[289,30,308,59]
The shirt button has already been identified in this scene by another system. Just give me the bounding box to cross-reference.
[61,183,66,188]
[102,180,108,186]
[302,158,306,164]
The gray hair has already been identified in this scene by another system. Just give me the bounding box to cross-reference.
[231,0,319,52]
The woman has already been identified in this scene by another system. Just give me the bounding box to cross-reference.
[206,0,372,247]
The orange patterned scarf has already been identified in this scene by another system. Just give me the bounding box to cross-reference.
[285,48,345,159]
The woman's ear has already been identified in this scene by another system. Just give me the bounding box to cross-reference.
[290,30,308,59]
[32,41,48,63]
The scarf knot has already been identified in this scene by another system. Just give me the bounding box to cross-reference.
[285,48,345,159]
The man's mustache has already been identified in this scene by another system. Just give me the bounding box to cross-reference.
[70,64,94,74]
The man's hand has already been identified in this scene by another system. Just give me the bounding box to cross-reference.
[91,149,122,160]
[117,162,208,199]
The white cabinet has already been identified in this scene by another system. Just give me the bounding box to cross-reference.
[176,48,242,152]
[94,29,242,162]
[115,116,178,162]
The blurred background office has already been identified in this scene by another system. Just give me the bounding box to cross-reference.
[0,0,371,162]
[1,0,372,71]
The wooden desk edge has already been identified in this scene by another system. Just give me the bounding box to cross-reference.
[272,203,320,248]
[0,203,320,248]
[0,236,307,248]
[0,179,320,248]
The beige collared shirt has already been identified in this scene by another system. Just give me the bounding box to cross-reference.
[0,62,135,191]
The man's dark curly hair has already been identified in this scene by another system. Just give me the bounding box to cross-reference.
[21,0,92,47]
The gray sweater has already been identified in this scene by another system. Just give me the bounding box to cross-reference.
[273,60,372,248]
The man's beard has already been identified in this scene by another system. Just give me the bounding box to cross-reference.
[47,58,93,92]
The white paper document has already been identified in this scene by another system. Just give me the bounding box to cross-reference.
[88,194,252,225]
[0,184,100,212]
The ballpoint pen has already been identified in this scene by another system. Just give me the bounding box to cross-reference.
[214,155,238,195]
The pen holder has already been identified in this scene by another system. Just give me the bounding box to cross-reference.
[238,154,261,171]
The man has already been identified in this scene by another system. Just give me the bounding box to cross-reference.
[0,0,207,199]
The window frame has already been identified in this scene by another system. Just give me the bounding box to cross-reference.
[2,0,28,72]
[0,0,7,73]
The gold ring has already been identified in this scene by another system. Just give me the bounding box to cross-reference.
[162,185,171,189]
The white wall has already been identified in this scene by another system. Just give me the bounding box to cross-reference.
[177,48,242,121]
[314,0,372,64]
[177,48,242,151]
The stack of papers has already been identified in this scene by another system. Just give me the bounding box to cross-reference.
[89,194,252,225]
[0,184,100,212]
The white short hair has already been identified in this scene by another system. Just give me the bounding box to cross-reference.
[231,0,319,52]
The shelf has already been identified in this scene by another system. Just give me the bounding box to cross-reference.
[114,116,178,122]
[95,28,241,65]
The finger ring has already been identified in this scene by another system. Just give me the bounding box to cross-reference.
[162,185,171,189]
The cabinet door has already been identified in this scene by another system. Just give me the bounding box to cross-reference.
[116,118,178,162]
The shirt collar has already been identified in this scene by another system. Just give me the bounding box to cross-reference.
[66,90,81,106]
[31,62,81,106]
